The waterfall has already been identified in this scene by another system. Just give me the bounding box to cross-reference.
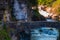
[13,0,27,21]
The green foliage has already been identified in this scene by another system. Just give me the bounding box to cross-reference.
[29,0,38,6]
[37,0,55,6]
[38,0,45,5]
[52,0,60,7]
[0,29,11,40]
[52,0,60,21]
[0,21,2,24]
[57,8,60,15]
[3,24,6,30]
[0,23,11,40]
[33,9,40,17]
[32,9,46,21]
[28,0,55,6]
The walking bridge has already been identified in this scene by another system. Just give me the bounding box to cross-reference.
[7,21,60,30]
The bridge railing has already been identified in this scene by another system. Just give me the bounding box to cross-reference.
[6,21,60,29]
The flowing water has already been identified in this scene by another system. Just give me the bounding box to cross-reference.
[13,0,27,21]
[31,27,59,40]
[13,0,59,40]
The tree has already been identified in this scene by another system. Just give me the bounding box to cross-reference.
[52,0,60,14]
[0,29,11,40]
[28,0,38,6]
[37,0,54,6]
[52,0,60,21]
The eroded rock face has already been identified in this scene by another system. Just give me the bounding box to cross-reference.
[0,0,8,9]
[0,0,8,21]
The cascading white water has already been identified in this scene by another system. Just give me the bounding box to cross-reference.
[13,0,27,21]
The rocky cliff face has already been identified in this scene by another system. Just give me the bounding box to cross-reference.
[0,0,8,21]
